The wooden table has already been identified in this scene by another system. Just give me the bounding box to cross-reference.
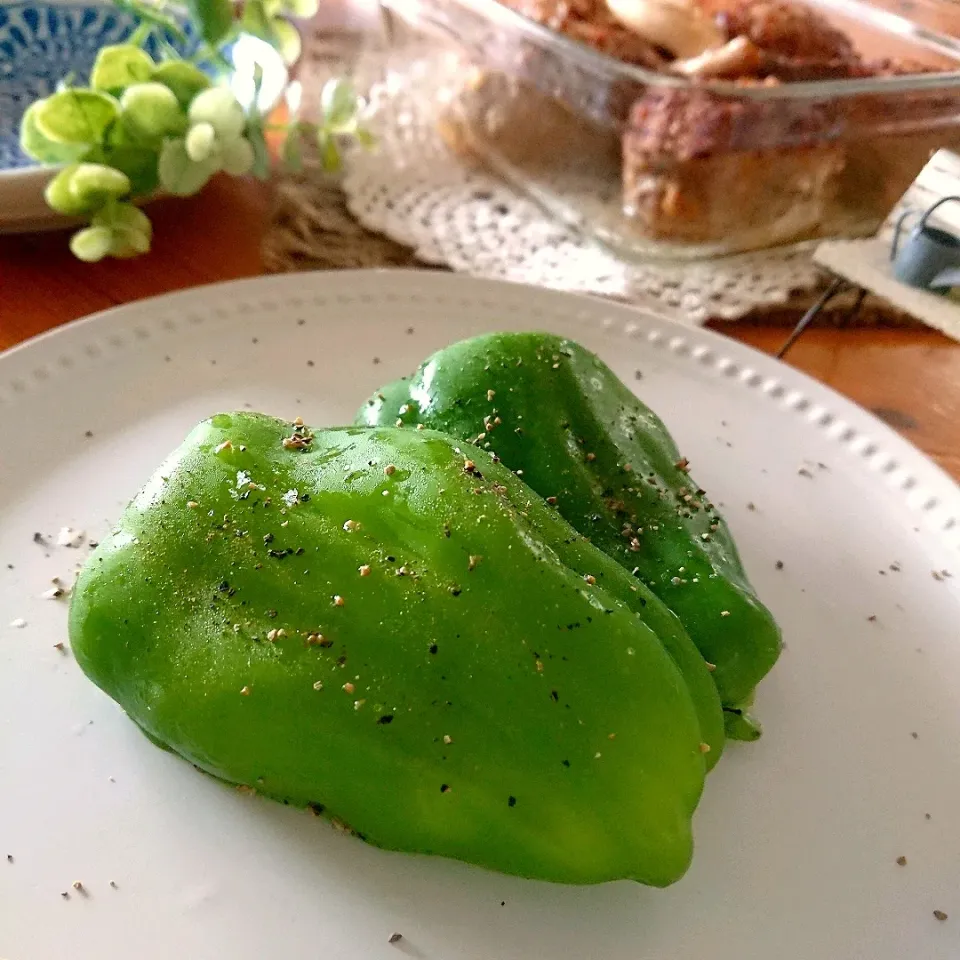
[1,174,958,481]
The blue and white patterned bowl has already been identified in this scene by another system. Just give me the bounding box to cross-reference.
[0,0,287,232]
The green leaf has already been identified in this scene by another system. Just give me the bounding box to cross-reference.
[320,78,357,132]
[19,102,90,165]
[270,17,301,65]
[239,0,275,41]
[186,0,234,47]
[316,130,342,174]
[70,226,114,262]
[109,224,152,258]
[128,22,153,47]
[44,163,130,216]
[92,201,152,238]
[157,138,218,196]
[151,61,212,108]
[220,136,254,176]
[120,82,188,142]
[185,121,217,162]
[45,166,85,215]
[91,45,155,96]
[354,126,376,151]
[70,163,132,206]
[33,89,120,147]
[281,127,302,171]
[189,86,245,139]
[111,0,188,45]
[245,120,271,179]
[102,144,160,195]
[281,0,318,18]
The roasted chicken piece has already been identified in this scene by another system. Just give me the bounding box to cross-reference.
[500,0,668,68]
[621,87,846,245]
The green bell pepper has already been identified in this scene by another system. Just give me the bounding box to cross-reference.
[70,413,723,886]
[358,333,782,733]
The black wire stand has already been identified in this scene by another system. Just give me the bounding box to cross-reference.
[775,277,869,360]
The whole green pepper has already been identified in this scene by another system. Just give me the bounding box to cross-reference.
[359,333,782,733]
[71,413,722,886]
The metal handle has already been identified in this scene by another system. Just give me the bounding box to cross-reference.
[890,208,916,261]
[917,195,960,231]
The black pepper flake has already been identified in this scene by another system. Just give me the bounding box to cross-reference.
[218,581,230,592]
[5,854,12,862]
[268,549,292,559]
[389,933,403,944]
[798,468,814,479]
[746,503,756,512]
[263,533,274,544]
[267,609,278,619]
[308,802,325,816]
[32,532,47,545]
[440,783,450,793]
[84,429,94,438]
[550,689,559,701]
[775,560,784,570]
[450,586,462,597]
[377,715,394,725]
[868,615,878,622]
[507,796,516,807]
[307,360,315,367]
[934,910,948,922]
[295,547,305,555]
[561,759,570,767]
[429,643,438,654]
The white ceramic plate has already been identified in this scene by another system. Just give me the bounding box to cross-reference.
[1,271,958,960]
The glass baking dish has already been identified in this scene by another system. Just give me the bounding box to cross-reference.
[378,0,960,259]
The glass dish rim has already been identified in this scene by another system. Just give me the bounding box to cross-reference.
[390,0,960,99]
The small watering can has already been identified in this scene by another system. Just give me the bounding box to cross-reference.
[890,196,960,292]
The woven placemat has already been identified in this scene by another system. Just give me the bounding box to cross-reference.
[262,167,428,272]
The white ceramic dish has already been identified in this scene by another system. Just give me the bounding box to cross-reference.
[1,271,958,960]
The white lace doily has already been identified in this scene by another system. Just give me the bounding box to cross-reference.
[342,49,824,325]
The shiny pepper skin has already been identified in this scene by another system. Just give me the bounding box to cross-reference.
[70,413,723,886]
[359,333,782,734]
